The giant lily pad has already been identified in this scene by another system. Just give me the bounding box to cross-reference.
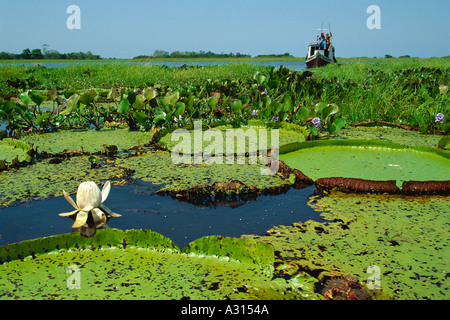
[116,150,295,194]
[159,121,308,155]
[22,128,156,154]
[0,156,121,206]
[0,229,322,300]
[335,126,442,148]
[243,192,450,300]
[280,139,450,187]
[0,138,33,164]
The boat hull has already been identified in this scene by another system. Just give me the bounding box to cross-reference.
[305,52,333,68]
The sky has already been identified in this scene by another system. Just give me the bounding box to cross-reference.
[0,0,449,59]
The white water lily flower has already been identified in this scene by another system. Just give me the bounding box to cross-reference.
[59,181,121,237]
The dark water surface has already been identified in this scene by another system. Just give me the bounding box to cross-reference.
[0,183,321,249]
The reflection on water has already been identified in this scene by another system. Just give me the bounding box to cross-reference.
[0,183,321,249]
[0,60,308,71]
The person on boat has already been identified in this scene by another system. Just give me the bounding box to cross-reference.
[326,33,332,49]
[317,32,326,49]
[325,33,332,56]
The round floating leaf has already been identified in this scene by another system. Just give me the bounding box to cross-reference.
[0,229,288,300]
[280,139,450,186]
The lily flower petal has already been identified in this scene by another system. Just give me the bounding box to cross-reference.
[58,209,79,217]
[76,181,102,209]
[80,205,94,213]
[80,226,96,238]
[91,208,107,226]
[101,204,121,217]
[72,210,89,228]
[101,181,111,203]
[63,190,79,210]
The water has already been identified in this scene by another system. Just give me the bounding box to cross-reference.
[0,60,308,71]
[0,182,321,249]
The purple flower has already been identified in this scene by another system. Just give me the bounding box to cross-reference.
[312,117,321,129]
[435,113,444,123]
[273,115,279,122]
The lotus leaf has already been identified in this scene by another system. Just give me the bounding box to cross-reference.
[0,229,323,300]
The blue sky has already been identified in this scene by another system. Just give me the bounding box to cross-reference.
[1,0,449,58]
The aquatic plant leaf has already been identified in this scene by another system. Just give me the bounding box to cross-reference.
[124,229,180,252]
[296,106,310,121]
[334,126,441,148]
[143,87,157,101]
[0,138,32,164]
[118,98,130,114]
[182,235,275,274]
[0,229,288,300]
[174,102,186,118]
[22,128,154,154]
[322,103,339,119]
[29,92,47,106]
[132,111,148,125]
[280,139,450,187]
[19,93,32,106]
[79,90,97,105]
[0,155,121,206]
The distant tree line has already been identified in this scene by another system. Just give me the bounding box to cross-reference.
[134,50,252,59]
[0,48,101,60]
[254,53,293,58]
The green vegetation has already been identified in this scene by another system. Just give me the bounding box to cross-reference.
[244,192,450,299]
[1,229,323,300]
[134,49,252,59]
[0,58,448,300]
[0,48,101,60]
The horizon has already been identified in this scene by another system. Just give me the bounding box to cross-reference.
[1,0,449,59]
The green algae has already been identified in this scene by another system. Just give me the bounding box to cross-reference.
[0,156,121,206]
[116,150,292,192]
[280,139,450,187]
[243,192,450,300]
[0,229,322,300]
[21,128,156,154]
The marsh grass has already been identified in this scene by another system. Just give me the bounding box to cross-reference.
[0,63,270,90]
[0,58,448,133]
[309,58,450,126]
